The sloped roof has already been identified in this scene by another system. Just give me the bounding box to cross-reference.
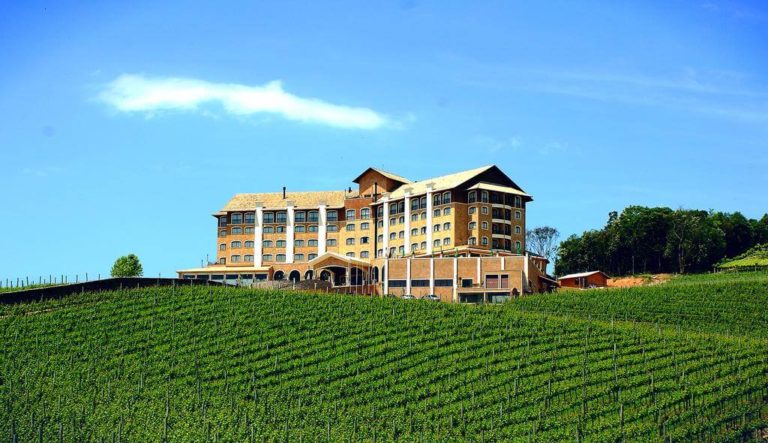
[558,271,609,280]
[380,165,494,201]
[308,251,372,268]
[221,190,355,211]
[352,167,411,184]
[466,182,531,198]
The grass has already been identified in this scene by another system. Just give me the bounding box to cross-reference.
[1,277,767,441]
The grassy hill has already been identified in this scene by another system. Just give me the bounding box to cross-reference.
[1,278,767,441]
[718,244,768,269]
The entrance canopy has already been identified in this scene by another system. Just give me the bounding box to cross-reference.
[307,252,372,270]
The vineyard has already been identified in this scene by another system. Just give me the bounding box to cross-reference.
[1,280,767,441]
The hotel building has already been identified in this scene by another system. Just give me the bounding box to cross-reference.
[178,165,556,302]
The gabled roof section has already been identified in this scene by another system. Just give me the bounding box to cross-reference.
[379,165,495,201]
[557,271,610,280]
[352,167,411,185]
[308,251,372,268]
[221,190,355,211]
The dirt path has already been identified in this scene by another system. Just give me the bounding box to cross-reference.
[607,274,673,288]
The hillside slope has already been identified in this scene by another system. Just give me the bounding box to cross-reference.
[1,286,766,441]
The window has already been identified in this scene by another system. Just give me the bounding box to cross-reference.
[411,198,419,211]
[244,241,254,248]
[515,241,522,251]
[276,240,286,247]
[389,217,396,225]
[346,252,356,258]
[325,224,336,232]
[482,221,488,230]
[263,226,274,234]
[433,239,441,247]
[420,226,427,235]
[346,224,356,232]
[231,213,243,224]
[231,227,242,235]
[361,222,370,230]
[398,216,405,224]
[398,201,405,213]
[244,255,254,262]
[433,224,440,232]
[398,245,405,255]
[469,237,477,245]
[443,238,451,246]
[295,240,305,247]
[245,212,255,224]
[388,279,407,288]
[376,206,384,217]
[377,234,383,242]
[276,254,286,262]
[263,240,273,247]
[360,236,369,244]
[468,191,476,203]
[420,241,427,250]
[219,243,226,250]
[515,226,522,234]
[231,255,241,263]
[443,207,451,216]
[434,209,441,217]
[377,220,384,228]
[411,213,418,221]
[515,211,521,219]
[219,257,226,264]
[262,254,272,262]
[398,230,405,238]
[219,229,227,237]
[515,196,522,207]
[442,191,451,204]
[308,253,317,260]
[411,228,418,236]
[481,191,489,203]
[308,225,319,232]
[244,227,255,234]
[469,222,477,230]
[308,239,318,247]
[433,193,441,206]
[346,209,356,220]
[411,243,418,251]
[481,206,489,215]
[360,251,369,258]
[308,211,319,222]
[276,212,287,223]
[389,232,396,240]
[219,216,227,227]
[263,212,275,223]
[346,238,355,245]
[361,208,370,219]
[443,222,451,230]
[276,226,286,233]
[327,239,337,246]
[326,210,338,222]
[482,236,489,246]
[377,249,383,257]
[420,196,427,209]
[295,253,304,261]
[295,225,305,233]
[295,211,306,223]
[389,247,396,257]
[420,212,427,220]
[469,207,476,215]
[389,202,398,214]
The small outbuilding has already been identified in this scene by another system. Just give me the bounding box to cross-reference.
[557,271,609,289]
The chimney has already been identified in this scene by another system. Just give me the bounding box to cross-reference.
[282,186,286,199]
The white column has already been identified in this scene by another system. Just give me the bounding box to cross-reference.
[318,203,327,255]
[254,204,263,267]
[476,257,481,285]
[403,189,412,254]
[429,257,435,294]
[524,252,529,292]
[452,257,458,303]
[383,258,389,294]
[406,258,412,294]
[286,202,295,264]
[501,256,505,270]
[426,184,434,255]
[382,196,390,257]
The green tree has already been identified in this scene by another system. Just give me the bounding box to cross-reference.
[110,254,144,277]
[526,226,560,267]
[712,212,754,258]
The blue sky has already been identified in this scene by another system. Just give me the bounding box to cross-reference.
[1,1,767,281]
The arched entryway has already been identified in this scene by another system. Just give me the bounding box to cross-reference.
[274,270,285,280]
[289,270,301,282]
[304,270,314,280]
[319,270,332,282]
[371,266,379,283]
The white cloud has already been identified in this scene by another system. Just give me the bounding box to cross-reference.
[99,74,388,129]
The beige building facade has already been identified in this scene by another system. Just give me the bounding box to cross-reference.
[178,165,556,301]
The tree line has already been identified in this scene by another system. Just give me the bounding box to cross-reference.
[555,206,768,276]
